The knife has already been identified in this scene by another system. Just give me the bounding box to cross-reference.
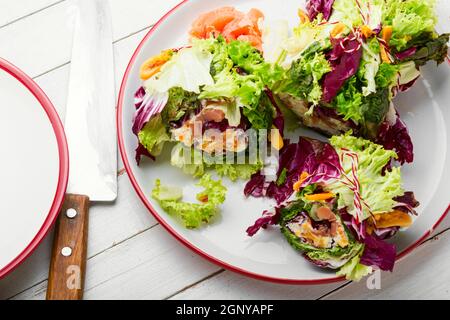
[46,0,117,300]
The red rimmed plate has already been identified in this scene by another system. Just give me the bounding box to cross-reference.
[0,58,69,279]
[118,0,450,284]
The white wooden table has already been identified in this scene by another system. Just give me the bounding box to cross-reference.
[1,0,449,300]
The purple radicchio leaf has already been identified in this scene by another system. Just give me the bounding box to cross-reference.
[245,137,342,205]
[132,87,169,135]
[371,227,399,241]
[298,138,342,187]
[244,172,269,198]
[394,191,420,216]
[360,234,397,272]
[376,112,414,164]
[339,209,367,241]
[306,0,335,21]
[322,35,363,103]
[341,209,398,269]
[134,86,146,109]
[395,47,418,61]
[246,207,283,237]
[135,143,156,166]
[132,87,169,165]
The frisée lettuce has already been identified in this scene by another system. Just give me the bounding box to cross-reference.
[327,132,404,221]
[383,0,438,51]
[152,174,227,229]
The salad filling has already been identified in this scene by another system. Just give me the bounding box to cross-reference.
[133,35,284,180]
[264,0,449,164]
[246,133,419,281]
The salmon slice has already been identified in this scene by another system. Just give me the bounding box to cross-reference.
[237,34,263,51]
[190,7,242,38]
[247,8,264,35]
[189,6,265,50]
[222,20,252,40]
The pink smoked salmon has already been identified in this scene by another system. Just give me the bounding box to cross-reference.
[190,7,264,51]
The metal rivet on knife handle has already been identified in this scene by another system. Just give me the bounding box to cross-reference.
[61,247,73,257]
[66,208,78,219]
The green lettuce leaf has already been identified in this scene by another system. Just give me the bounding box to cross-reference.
[242,90,275,130]
[138,114,171,156]
[214,163,263,182]
[330,0,364,27]
[333,61,396,127]
[330,0,384,29]
[276,168,288,186]
[227,40,285,88]
[151,181,183,202]
[336,249,373,282]
[359,37,382,96]
[199,38,277,130]
[152,174,227,229]
[196,38,258,104]
[335,76,364,123]
[361,88,390,138]
[375,63,400,89]
[401,33,450,66]
[264,17,331,69]
[163,87,200,122]
[145,41,214,93]
[171,144,206,178]
[278,42,332,106]
[383,0,438,51]
[306,242,364,270]
[261,20,290,65]
[280,201,309,225]
[235,74,266,108]
[327,132,405,220]
[171,143,262,181]
[397,61,421,86]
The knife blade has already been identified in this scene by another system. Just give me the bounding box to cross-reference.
[64,0,117,201]
[46,0,116,300]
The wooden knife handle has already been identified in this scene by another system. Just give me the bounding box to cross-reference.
[46,194,90,300]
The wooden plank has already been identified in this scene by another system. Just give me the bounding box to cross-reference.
[0,0,180,78]
[322,229,450,299]
[0,1,72,77]
[0,0,61,27]
[109,0,181,41]
[11,226,221,300]
[0,235,53,299]
[169,271,342,300]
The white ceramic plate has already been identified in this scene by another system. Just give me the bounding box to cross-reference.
[0,58,68,278]
[118,0,450,283]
